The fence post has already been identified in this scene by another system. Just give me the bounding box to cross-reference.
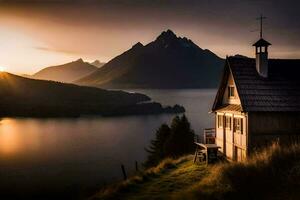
[135,161,139,172]
[121,164,127,180]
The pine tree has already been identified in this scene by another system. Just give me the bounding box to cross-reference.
[179,115,195,153]
[144,115,195,167]
[144,123,171,167]
[164,115,195,157]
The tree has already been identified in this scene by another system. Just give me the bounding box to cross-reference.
[164,115,195,157]
[144,115,195,167]
[144,123,171,167]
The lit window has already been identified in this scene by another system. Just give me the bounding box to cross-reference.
[228,86,235,98]
[217,115,223,128]
[234,118,243,133]
[225,116,231,130]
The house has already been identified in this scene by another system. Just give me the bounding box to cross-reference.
[211,37,300,161]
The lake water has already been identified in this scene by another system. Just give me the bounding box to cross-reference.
[0,89,216,199]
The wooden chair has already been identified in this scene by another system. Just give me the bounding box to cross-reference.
[197,149,207,162]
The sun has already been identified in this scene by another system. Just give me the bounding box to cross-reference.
[0,67,6,72]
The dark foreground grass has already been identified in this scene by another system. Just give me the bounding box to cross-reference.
[91,144,300,200]
[177,143,300,200]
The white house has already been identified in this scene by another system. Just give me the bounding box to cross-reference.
[211,37,300,161]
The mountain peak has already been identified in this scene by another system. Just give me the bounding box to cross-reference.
[76,58,84,63]
[91,60,101,65]
[90,60,105,68]
[132,42,144,49]
[155,29,200,50]
[77,30,224,88]
[157,29,177,41]
[162,29,177,37]
[32,58,98,83]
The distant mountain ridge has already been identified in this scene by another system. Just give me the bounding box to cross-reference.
[32,59,98,83]
[0,72,184,117]
[77,29,224,88]
[90,60,106,68]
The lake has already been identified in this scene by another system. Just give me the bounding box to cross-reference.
[0,89,216,199]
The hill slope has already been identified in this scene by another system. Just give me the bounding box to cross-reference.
[92,144,300,200]
[91,156,208,200]
[0,72,184,117]
[77,30,224,89]
[32,59,98,83]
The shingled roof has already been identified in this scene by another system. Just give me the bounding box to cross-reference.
[252,38,272,47]
[212,56,300,112]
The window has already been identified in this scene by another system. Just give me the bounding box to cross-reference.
[217,115,223,128]
[228,86,235,98]
[225,116,231,130]
[234,118,243,133]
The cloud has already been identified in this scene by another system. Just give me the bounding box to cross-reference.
[0,0,77,3]
[1,0,300,61]
[34,46,80,55]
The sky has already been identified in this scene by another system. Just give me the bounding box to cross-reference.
[0,0,299,74]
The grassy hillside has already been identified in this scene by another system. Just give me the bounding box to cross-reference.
[91,143,300,200]
[90,155,209,200]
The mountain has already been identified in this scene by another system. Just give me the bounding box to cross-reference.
[77,30,224,89]
[90,60,106,68]
[233,54,249,58]
[32,58,98,83]
[0,72,184,117]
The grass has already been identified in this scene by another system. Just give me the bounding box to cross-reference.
[178,143,300,200]
[90,143,300,200]
[90,155,210,200]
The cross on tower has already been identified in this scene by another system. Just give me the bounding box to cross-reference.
[256,14,267,38]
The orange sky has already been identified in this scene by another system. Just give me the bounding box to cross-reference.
[0,1,299,74]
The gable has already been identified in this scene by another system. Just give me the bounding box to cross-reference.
[222,71,241,105]
[212,60,242,112]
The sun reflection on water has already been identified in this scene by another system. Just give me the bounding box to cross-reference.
[0,118,43,157]
[0,118,20,155]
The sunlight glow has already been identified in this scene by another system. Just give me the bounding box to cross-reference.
[0,118,44,157]
[0,26,79,74]
[0,67,6,72]
[0,119,20,155]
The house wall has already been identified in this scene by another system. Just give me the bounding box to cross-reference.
[215,111,247,161]
[215,71,248,161]
[248,112,300,151]
[215,113,224,153]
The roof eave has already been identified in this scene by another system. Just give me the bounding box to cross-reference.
[252,38,272,46]
[227,57,247,112]
[211,58,230,111]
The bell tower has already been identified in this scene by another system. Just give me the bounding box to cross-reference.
[252,15,271,78]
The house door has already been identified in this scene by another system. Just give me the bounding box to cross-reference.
[234,146,242,162]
